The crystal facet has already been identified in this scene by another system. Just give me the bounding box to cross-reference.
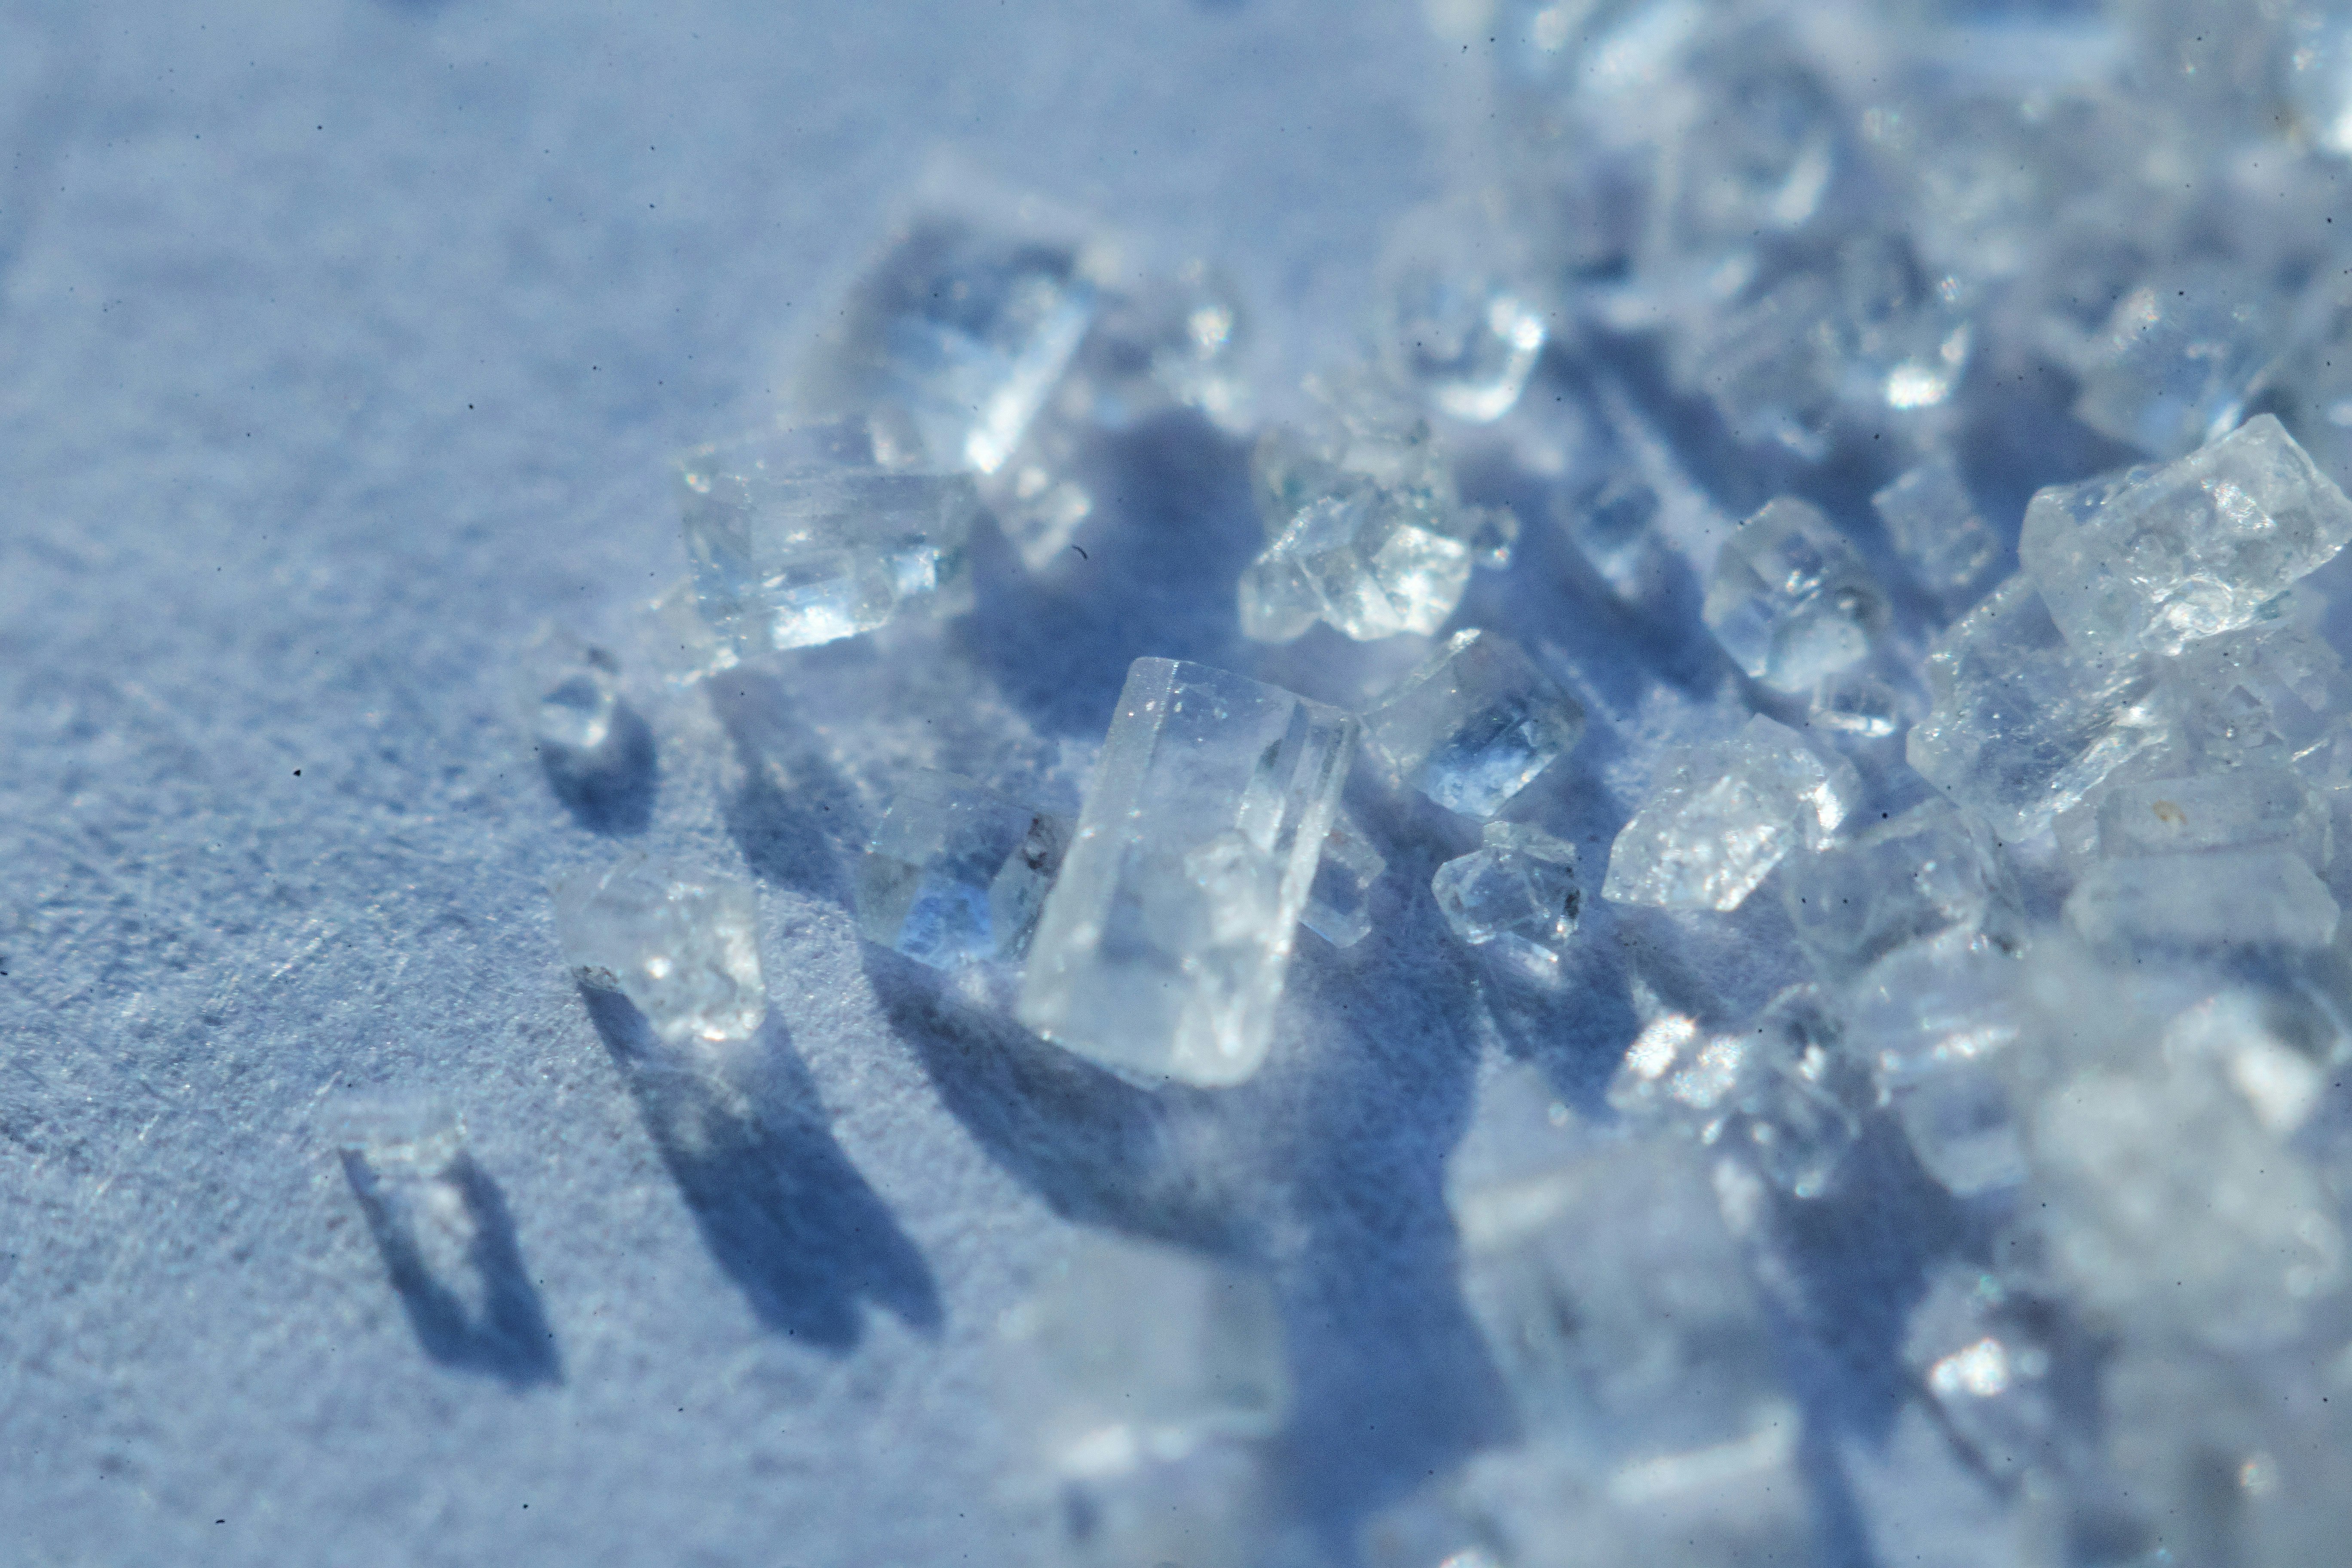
[1373,203,1549,423]
[1301,811,1386,949]
[1362,628,1585,818]
[853,770,1072,970]
[334,1100,502,1335]
[1432,821,1581,986]
[1017,659,1359,1086]
[1779,799,2018,983]
[2062,848,2340,952]
[551,853,766,1046]
[1702,496,1887,692]
[678,416,978,655]
[2070,267,2282,459]
[1603,716,1862,911]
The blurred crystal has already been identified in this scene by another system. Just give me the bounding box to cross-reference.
[2019,416,2352,656]
[1373,202,1549,423]
[1302,811,1385,948]
[807,214,1096,475]
[1872,454,2002,607]
[1645,35,1847,279]
[1702,496,1887,692]
[2092,766,2331,865]
[1363,628,1585,818]
[1902,1266,2059,1481]
[853,770,1072,970]
[677,416,977,655]
[551,852,766,1046]
[2070,267,2282,458]
[1072,260,1253,433]
[2063,848,2340,952]
[1603,715,1862,912]
[1842,933,2031,1197]
[1018,659,1358,1086]
[1906,578,2172,839]
[1561,471,1672,601]
[1432,821,1581,986]
[2162,988,2337,1139]
[335,1099,496,1329]
[643,576,738,685]
[1808,668,1905,739]
[514,623,621,755]
[1780,799,2018,983]
[2291,11,2352,158]
[2165,617,2352,793]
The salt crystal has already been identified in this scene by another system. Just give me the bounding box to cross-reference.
[1602,715,1862,911]
[1362,628,1585,819]
[1302,811,1386,949]
[2070,267,2282,459]
[513,623,621,756]
[2064,847,2340,952]
[853,770,1071,970]
[1702,497,1886,692]
[1432,821,1581,986]
[1779,799,2018,983]
[1871,454,2002,608]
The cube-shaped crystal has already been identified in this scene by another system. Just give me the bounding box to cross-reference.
[2019,415,2352,657]
[678,416,978,655]
[1602,716,1862,912]
[1871,455,2002,607]
[1302,811,1386,948]
[1906,578,2173,839]
[1017,659,1359,1086]
[853,770,1072,970]
[1703,497,1886,692]
[1779,799,2018,983]
[1433,822,1581,986]
[2063,848,2340,952]
[1363,629,1585,818]
[551,853,766,1046]
[2071,268,2282,459]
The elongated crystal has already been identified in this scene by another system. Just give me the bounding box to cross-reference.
[1302,812,1385,948]
[2063,848,2340,952]
[1017,659,1359,1086]
[1363,628,1584,818]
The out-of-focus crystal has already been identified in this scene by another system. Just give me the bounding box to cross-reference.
[1018,659,1358,1086]
[1842,934,2031,1197]
[678,416,977,655]
[1302,811,1385,949]
[1906,577,2173,839]
[2092,766,2330,865]
[1808,668,1905,739]
[1373,202,1549,423]
[2070,267,2282,459]
[514,623,621,755]
[2063,848,2340,952]
[1871,455,2002,607]
[853,770,1071,970]
[1071,260,1253,434]
[1433,821,1581,986]
[1902,1267,2058,1481]
[1780,799,2018,983]
[643,576,739,685]
[2018,415,2352,657]
[1702,496,1886,692]
[1362,628,1585,819]
[1603,715,1862,911]
[2162,988,2337,1139]
[551,852,766,1046]
[335,1099,496,1328]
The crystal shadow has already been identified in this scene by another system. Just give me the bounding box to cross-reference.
[340,1149,561,1388]
[539,701,657,836]
[704,667,868,906]
[582,986,940,1349]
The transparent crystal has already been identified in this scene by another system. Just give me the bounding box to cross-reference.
[1362,628,1585,819]
[1373,202,1549,423]
[677,416,978,655]
[1842,934,2030,1197]
[1609,986,1871,1199]
[1779,799,2018,983]
[977,391,1097,572]
[1902,1267,2059,1481]
[1871,455,2002,607]
[2063,848,2340,952]
[2092,766,2330,866]
[551,853,766,1046]
[808,214,1096,474]
[2019,416,2352,656]
[1602,715,1863,912]
[2162,988,2337,1139]
[643,576,738,685]
[2071,267,2282,458]
[513,623,620,754]
[334,1099,497,1329]
[1702,497,1886,692]
[1561,472,1672,601]
[1432,822,1581,986]
[1906,577,2174,839]
[2290,11,2352,158]
[1071,260,1253,433]
[2165,618,2352,793]
[1644,37,1845,278]
[1301,811,1385,949]
[1808,668,1905,739]
[1017,659,1359,1086]
[852,770,1071,970]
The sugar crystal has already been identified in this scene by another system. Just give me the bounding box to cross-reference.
[551,853,766,1046]
[1432,821,1581,986]
[1362,628,1584,819]
[1702,496,1887,692]
[1602,715,1862,911]
[853,770,1071,970]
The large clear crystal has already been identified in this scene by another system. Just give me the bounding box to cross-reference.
[1779,799,2018,983]
[551,853,766,1046]
[1301,811,1386,949]
[852,770,1071,970]
[2063,848,2340,952]
[1017,659,1359,1086]
[2018,415,2352,657]
[1432,821,1581,986]
[2070,266,2283,458]
[1602,715,1862,911]
[677,416,978,655]
[1372,202,1549,423]
[1871,454,2002,608]
[1906,577,2173,839]
[1701,496,1886,692]
[1362,628,1585,819]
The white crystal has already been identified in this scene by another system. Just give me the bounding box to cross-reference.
[2063,848,2340,952]
[1432,821,1581,986]
[2070,267,2282,458]
[677,416,978,655]
[1301,811,1385,948]
[1602,715,1862,911]
[1373,202,1549,424]
[1702,496,1886,692]
[513,623,621,754]
[2018,415,2352,657]
[1017,659,1359,1086]
[551,853,766,1046]
[853,770,1071,970]
[1906,577,2173,839]
[1779,799,2018,983]
[1362,628,1585,818]
[1871,455,2002,606]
